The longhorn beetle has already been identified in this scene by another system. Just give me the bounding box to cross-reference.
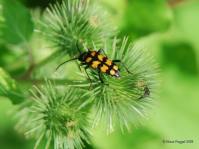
[56,42,132,84]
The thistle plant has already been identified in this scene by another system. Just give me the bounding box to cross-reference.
[40,0,115,56]
[15,82,91,149]
[84,38,158,132]
[14,0,159,149]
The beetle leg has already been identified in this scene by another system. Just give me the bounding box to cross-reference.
[87,48,91,52]
[113,60,133,74]
[98,70,104,83]
[98,48,107,57]
[84,66,93,89]
[76,62,84,72]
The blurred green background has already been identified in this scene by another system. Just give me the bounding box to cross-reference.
[0,0,199,149]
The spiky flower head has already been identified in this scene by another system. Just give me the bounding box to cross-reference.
[73,38,159,132]
[41,0,115,56]
[14,0,159,147]
[15,82,91,149]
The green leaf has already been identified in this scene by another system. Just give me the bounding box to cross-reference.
[0,1,4,41]
[161,42,198,76]
[121,0,173,39]
[0,67,24,104]
[174,1,199,47]
[1,0,34,44]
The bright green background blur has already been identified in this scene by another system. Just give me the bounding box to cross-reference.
[0,0,199,149]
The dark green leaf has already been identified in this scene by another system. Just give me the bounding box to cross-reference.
[161,42,198,76]
[2,0,34,44]
[0,67,24,104]
[121,0,173,39]
[0,1,4,41]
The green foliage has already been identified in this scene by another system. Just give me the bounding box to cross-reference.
[18,0,60,9]
[121,0,173,39]
[0,68,16,92]
[0,0,159,148]
[15,82,91,149]
[0,68,24,104]
[161,42,198,75]
[41,0,115,56]
[1,0,34,44]
[0,1,4,42]
[1,0,199,149]
[71,38,158,132]
[93,127,165,149]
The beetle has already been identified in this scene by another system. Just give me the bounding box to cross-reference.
[56,43,132,84]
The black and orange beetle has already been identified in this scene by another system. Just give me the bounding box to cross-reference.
[56,42,131,84]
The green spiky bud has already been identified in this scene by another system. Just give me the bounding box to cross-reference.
[72,38,159,132]
[15,82,91,149]
[40,0,115,56]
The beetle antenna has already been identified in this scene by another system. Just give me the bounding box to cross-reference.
[56,57,78,71]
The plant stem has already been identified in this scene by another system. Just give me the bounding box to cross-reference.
[36,50,61,70]
[16,77,89,86]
